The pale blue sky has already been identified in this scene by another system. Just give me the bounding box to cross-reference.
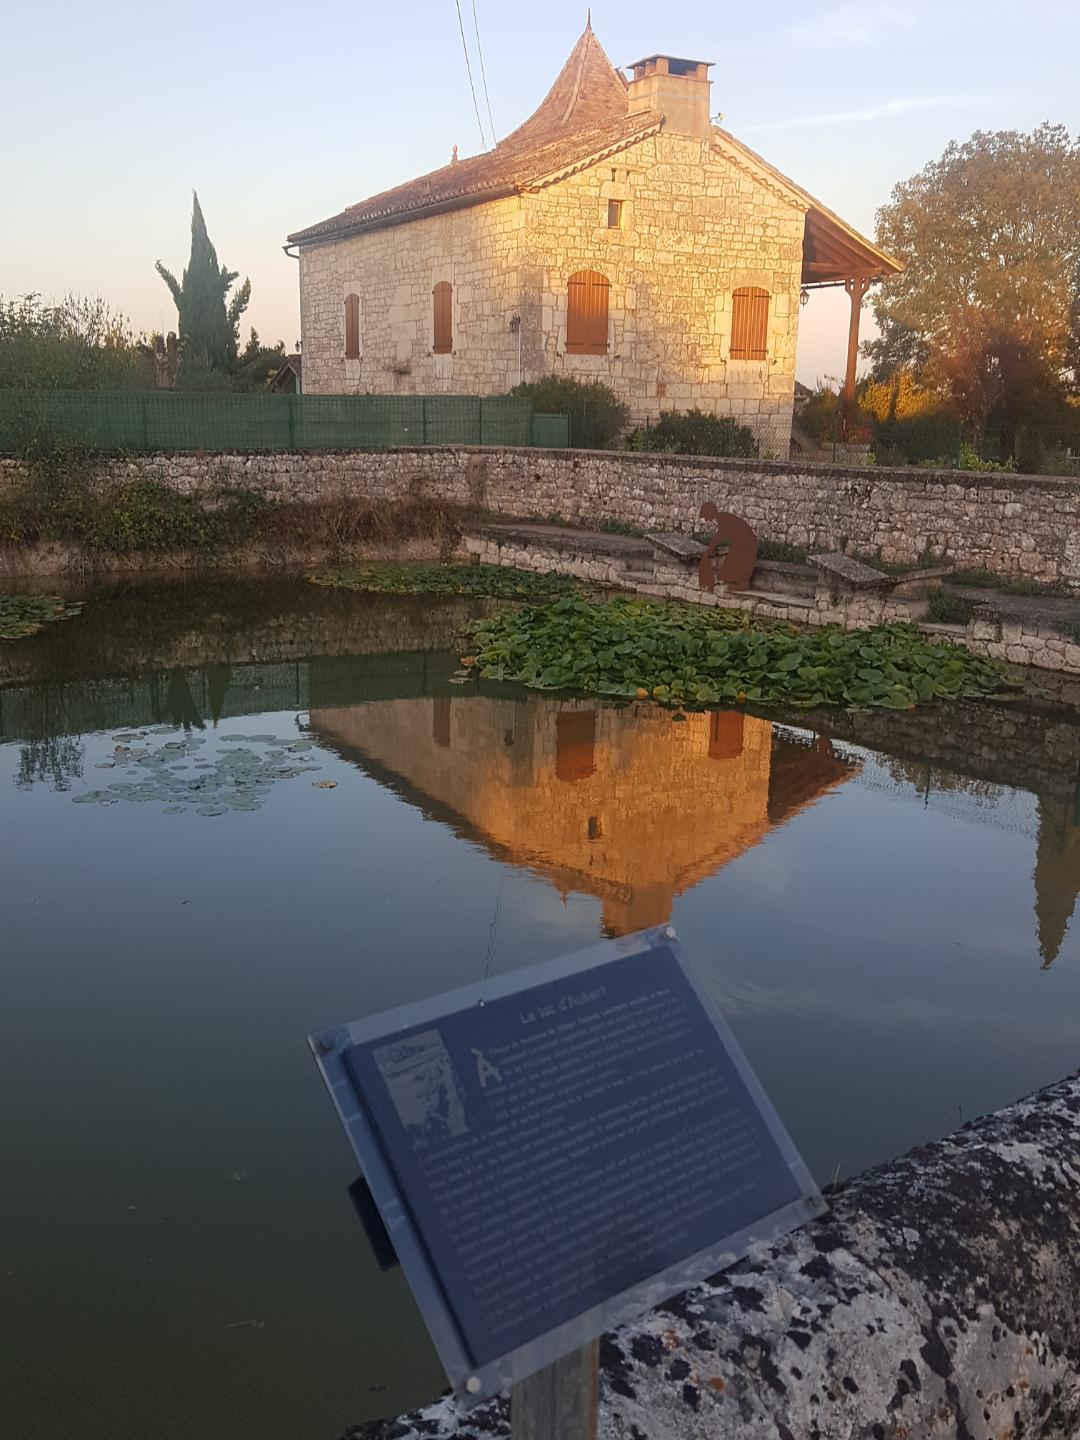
[4,1,1077,382]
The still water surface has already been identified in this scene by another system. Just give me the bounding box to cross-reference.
[3,578,1080,1440]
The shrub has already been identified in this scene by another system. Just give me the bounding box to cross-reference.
[874,412,963,465]
[626,408,758,457]
[925,590,974,625]
[508,376,629,450]
[798,384,846,445]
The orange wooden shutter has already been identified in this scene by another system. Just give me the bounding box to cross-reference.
[344,293,360,360]
[730,287,769,360]
[566,270,609,355]
[433,281,452,354]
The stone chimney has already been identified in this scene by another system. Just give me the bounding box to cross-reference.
[626,54,713,138]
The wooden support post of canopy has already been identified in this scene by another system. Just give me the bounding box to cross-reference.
[843,274,874,408]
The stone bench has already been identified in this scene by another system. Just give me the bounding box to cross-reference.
[646,532,705,564]
[808,552,895,590]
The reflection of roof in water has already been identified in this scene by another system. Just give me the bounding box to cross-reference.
[311,694,859,934]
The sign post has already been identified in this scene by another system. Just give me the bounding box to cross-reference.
[511,1339,598,1440]
[310,925,824,1423]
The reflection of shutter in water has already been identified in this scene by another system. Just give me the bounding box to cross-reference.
[555,710,597,782]
[709,710,744,760]
[432,697,452,748]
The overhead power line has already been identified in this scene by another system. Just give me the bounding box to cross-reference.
[471,0,497,145]
[453,0,489,150]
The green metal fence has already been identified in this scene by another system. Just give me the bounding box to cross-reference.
[0,390,571,454]
[529,412,571,448]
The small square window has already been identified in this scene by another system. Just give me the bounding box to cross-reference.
[606,200,623,229]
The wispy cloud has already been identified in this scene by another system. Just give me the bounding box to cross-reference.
[784,2,919,51]
[741,94,992,133]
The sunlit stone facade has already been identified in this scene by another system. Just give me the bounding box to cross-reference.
[296,131,804,448]
[290,28,869,454]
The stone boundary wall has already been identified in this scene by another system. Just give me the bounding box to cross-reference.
[4,447,1080,588]
[344,1070,1080,1440]
[464,526,1080,677]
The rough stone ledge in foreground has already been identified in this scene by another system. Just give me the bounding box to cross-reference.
[343,1070,1080,1440]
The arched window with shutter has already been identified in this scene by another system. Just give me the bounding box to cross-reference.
[566,270,609,355]
[432,281,453,354]
[344,293,360,360]
[730,287,770,360]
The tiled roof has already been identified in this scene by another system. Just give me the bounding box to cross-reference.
[288,26,655,245]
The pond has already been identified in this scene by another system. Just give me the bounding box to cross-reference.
[3,576,1080,1440]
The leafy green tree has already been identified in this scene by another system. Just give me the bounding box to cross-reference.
[0,293,149,390]
[232,330,287,391]
[867,124,1080,447]
[156,192,250,382]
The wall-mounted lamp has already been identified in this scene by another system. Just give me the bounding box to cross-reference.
[800,288,810,308]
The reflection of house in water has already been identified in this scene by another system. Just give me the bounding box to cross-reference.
[310,695,857,934]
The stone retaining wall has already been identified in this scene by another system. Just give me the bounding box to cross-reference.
[463,525,1080,678]
[4,447,1080,588]
[344,1070,1080,1440]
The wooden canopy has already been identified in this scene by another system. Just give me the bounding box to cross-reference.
[802,206,901,286]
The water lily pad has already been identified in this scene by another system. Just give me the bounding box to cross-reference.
[196,804,228,817]
[162,804,186,814]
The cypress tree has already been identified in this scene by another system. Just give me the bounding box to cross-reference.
[156,192,250,381]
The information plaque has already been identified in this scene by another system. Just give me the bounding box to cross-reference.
[310,926,824,1403]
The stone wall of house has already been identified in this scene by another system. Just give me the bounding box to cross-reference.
[297,130,804,451]
[297,197,528,400]
[7,445,1079,587]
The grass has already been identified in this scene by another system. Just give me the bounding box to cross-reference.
[756,539,809,564]
[948,567,1070,598]
[597,517,647,538]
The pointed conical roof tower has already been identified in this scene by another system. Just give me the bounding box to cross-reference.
[497,22,628,153]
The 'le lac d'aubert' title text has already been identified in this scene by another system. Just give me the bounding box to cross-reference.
[518,983,607,1027]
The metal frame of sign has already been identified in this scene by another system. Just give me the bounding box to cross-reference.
[309,925,825,1405]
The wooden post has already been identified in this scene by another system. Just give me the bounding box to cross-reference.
[843,275,873,406]
[511,1340,599,1440]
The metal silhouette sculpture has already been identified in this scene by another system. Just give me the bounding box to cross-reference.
[698,504,758,591]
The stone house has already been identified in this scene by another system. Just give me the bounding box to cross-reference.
[287,24,899,452]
